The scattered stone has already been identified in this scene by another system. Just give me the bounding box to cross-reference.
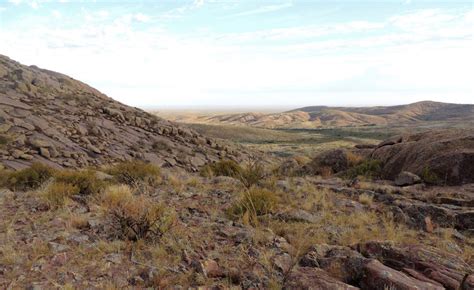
[395,171,421,186]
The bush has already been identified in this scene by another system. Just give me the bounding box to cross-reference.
[229,187,278,224]
[43,182,79,208]
[0,134,11,148]
[107,161,160,187]
[345,159,382,179]
[200,160,242,178]
[101,185,175,241]
[239,158,265,188]
[6,163,54,191]
[346,152,364,167]
[54,170,106,195]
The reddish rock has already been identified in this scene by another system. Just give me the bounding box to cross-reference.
[284,267,359,290]
[360,259,443,290]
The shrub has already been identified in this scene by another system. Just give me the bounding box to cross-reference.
[200,160,242,178]
[6,163,54,191]
[107,161,160,187]
[54,170,105,195]
[346,152,364,167]
[229,187,278,224]
[345,159,382,179]
[239,158,265,188]
[420,166,441,185]
[101,185,175,241]
[43,182,79,208]
[358,193,373,205]
[0,134,11,148]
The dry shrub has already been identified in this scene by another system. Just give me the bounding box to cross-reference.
[238,158,265,188]
[345,159,382,179]
[319,166,333,178]
[200,159,242,178]
[6,163,54,191]
[346,152,364,167]
[55,170,105,195]
[108,161,161,187]
[102,185,175,241]
[229,187,278,225]
[43,182,79,208]
[358,193,373,205]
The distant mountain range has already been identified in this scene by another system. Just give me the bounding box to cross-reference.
[158,101,474,129]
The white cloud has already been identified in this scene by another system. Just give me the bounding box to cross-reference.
[0,7,472,107]
[227,2,293,17]
[7,0,22,5]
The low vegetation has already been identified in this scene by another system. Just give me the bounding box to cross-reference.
[200,159,242,178]
[107,160,161,187]
[229,187,278,225]
[42,181,79,208]
[54,169,105,195]
[101,185,175,241]
[3,162,54,191]
[345,159,383,179]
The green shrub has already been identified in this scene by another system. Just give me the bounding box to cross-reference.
[102,185,175,241]
[420,166,441,185]
[345,159,382,179]
[54,170,106,195]
[0,134,10,148]
[229,187,278,224]
[43,182,80,208]
[200,160,242,178]
[6,163,54,191]
[107,161,160,186]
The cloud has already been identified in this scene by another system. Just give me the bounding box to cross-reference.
[227,2,293,17]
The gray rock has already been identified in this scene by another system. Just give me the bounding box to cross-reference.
[395,171,421,186]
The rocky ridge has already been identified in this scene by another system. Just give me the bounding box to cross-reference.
[0,55,245,171]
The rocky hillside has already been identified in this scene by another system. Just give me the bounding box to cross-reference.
[159,101,474,129]
[370,129,474,185]
[0,55,245,171]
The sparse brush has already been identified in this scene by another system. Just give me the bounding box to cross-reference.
[229,187,278,225]
[107,160,161,187]
[101,185,175,241]
[344,159,382,179]
[42,181,79,208]
[358,193,373,205]
[346,151,364,167]
[54,169,106,195]
[420,166,441,185]
[6,162,54,191]
[238,158,266,188]
[200,159,242,178]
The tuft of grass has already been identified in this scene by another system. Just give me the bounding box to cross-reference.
[200,159,242,178]
[358,193,373,205]
[42,182,79,208]
[6,163,54,191]
[107,161,161,187]
[238,158,266,188]
[346,151,364,167]
[55,169,106,195]
[101,185,175,241]
[229,187,278,225]
[345,159,382,179]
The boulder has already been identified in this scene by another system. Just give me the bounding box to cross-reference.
[395,171,421,186]
[284,267,359,290]
[360,259,444,290]
[371,130,474,185]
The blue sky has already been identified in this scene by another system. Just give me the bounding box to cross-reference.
[0,0,472,109]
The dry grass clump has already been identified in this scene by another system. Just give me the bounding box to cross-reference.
[239,158,266,188]
[54,169,105,195]
[107,161,161,187]
[358,193,374,205]
[5,162,54,191]
[229,187,278,225]
[101,185,175,241]
[345,159,383,179]
[346,151,364,167]
[200,159,242,178]
[42,181,79,208]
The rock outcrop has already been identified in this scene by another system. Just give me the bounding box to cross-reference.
[0,55,245,171]
[371,130,474,185]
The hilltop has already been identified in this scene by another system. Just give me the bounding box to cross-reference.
[0,55,246,171]
[156,101,474,129]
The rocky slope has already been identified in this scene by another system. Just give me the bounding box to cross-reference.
[159,101,474,129]
[0,55,245,171]
[370,129,474,185]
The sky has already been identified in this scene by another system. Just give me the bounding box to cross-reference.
[0,0,473,109]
